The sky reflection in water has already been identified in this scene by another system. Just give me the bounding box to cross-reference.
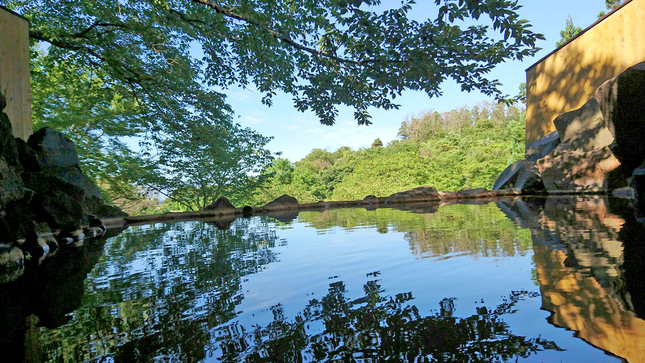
[23,197,645,362]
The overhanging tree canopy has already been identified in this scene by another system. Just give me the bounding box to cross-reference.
[7,0,544,210]
[12,0,543,127]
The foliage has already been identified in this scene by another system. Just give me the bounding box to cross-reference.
[11,0,543,126]
[598,0,625,18]
[248,101,525,206]
[8,0,543,214]
[556,14,583,47]
[134,122,275,211]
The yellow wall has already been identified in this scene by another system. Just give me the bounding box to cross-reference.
[525,0,645,148]
[0,6,31,141]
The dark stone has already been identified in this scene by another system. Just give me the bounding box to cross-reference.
[595,61,645,176]
[0,157,25,206]
[493,160,545,193]
[22,172,86,229]
[525,131,560,162]
[0,94,6,110]
[552,98,613,152]
[82,195,128,219]
[14,138,41,172]
[263,194,299,210]
[0,113,19,166]
[203,197,235,211]
[46,165,102,199]
[386,186,440,204]
[363,195,379,204]
[0,244,24,284]
[3,200,36,241]
[242,206,253,217]
[28,127,79,168]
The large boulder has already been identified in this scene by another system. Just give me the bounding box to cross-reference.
[263,194,299,210]
[45,165,102,199]
[82,195,128,219]
[14,138,41,172]
[0,112,19,167]
[386,186,440,204]
[492,160,544,193]
[553,98,614,152]
[27,127,103,200]
[525,131,560,162]
[0,157,24,206]
[28,127,79,168]
[22,172,86,229]
[538,146,621,191]
[595,61,645,175]
[204,197,236,211]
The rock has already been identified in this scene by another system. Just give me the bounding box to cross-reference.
[82,195,128,219]
[595,61,645,175]
[612,187,636,200]
[44,165,103,199]
[363,195,379,204]
[15,138,41,172]
[438,191,458,200]
[28,127,80,168]
[0,157,25,206]
[2,200,36,241]
[23,231,50,256]
[22,172,86,229]
[262,194,299,210]
[386,186,440,204]
[492,160,545,193]
[553,98,613,152]
[204,197,235,211]
[0,244,24,284]
[538,146,621,191]
[457,188,495,199]
[525,131,560,162]
[0,94,6,110]
[242,206,253,217]
[0,113,19,166]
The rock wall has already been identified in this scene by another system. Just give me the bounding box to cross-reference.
[0,95,126,283]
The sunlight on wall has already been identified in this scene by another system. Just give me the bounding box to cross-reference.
[525,0,645,148]
[0,6,31,140]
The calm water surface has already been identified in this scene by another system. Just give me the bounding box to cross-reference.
[3,196,645,362]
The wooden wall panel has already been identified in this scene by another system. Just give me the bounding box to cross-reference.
[0,7,31,140]
[525,0,644,148]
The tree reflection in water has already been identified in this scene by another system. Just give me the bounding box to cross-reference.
[216,280,561,362]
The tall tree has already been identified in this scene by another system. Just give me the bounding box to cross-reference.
[8,0,543,210]
[556,14,582,47]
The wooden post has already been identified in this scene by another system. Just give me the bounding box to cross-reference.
[0,6,31,140]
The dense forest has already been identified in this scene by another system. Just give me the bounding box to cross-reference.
[127,100,525,215]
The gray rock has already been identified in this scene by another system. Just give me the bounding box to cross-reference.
[263,194,299,210]
[492,160,544,193]
[22,172,86,229]
[526,131,560,162]
[204,197,236,211]
[553,98,614,152]
[28,127,80,168]
[0,113,19,166]
[15,138,41,172]
[386,186,440,204]
[0,157,25,206]
[537,146,620,191]
[45,165,102,199]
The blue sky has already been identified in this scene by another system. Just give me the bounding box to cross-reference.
[225,0,608,162]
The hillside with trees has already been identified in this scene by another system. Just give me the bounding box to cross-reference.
[242,101,525,207]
